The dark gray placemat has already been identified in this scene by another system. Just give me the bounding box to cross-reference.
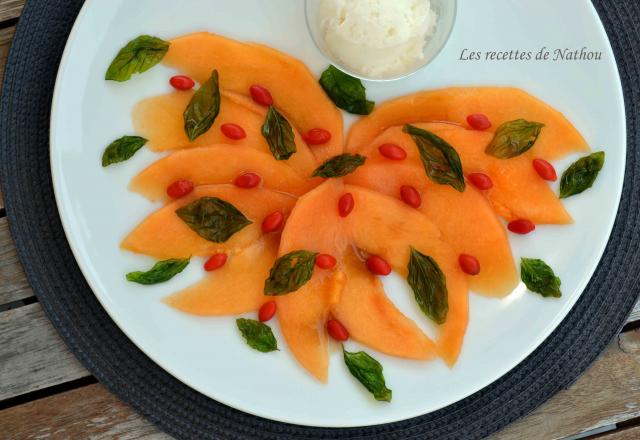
[1,0,639,438]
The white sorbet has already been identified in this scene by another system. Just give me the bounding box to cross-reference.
[317,0,438,79]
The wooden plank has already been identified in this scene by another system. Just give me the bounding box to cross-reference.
[598,425,640,440]
[0,0,24,23]
[491,329,640,440]
[0,217,33,305]
[0,25,16,210]
[0,383,173,439]
[0,303,87,400]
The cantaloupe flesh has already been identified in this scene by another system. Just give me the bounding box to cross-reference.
[344,185,469,366]
[346,87,589,161]
[163,235,278,316]
[346,161,518,297]
[121,185,296,259]
[130,145,317,202]
[133,91,319,176]
[163,32,344,162]
[332,251,436,360]
[357,124,572,224]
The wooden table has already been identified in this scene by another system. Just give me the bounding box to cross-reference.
[1,2,640,439]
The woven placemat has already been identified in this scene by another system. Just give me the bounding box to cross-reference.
[1,0,639,438]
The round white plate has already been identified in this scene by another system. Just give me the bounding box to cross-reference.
[50,0,625,428]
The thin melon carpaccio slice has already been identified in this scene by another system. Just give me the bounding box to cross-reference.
[344,185,469,366]
[332,251,436,360]
[162,32,344,162]
[346,87,589,161]
[121,185,296,259]
[132,91,319,176]
[346,161,518,297]
[356,124,572,224]
[163,235,278,316]
[130,146,317,202]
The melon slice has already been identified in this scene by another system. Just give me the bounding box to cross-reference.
[122,185,296,259]
[163,32,344,162]
[332,251,436,360]
[130,145,318,201]
[346,87,589,160]
[355,124,572,224]
[343,185,469,366]
[133,91,319,176]
[164,235,278,316]
[346,161,518,297]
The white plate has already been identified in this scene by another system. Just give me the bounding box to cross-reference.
[50,0,625,428]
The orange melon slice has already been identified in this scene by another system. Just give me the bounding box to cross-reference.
[346,87,589,160]
[355,124,572,224]
[346,161,518,297]
[130,145,317,201]
[133,91,319,176]
[344,185,469,366]
[164,235,278,316]
[332,251,436,360]
[163,32,344,162]
[122,185,296,259]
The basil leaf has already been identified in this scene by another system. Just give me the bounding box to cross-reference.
[404,124,465,192]
[343,347,392,402]
[261,106,297,160]
[407,247,448,324]
[486,119,545,159]
[126,258,189,285]
[319,65,375,115]
[264,250,318,295]
[101,135,147,167]
[176,197,251,243]
[312,154,367,178]
[184,70,221,141]
[559,151,605,199]
[521,258,561,298]
[236,318,278,352]
[105,35,170,82]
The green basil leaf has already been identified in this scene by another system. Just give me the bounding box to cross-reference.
[486,119,545,159]
[176,197,251,243]
[101,135,147,167]
[126,258,189,285]
[184,70,221,141]
[105,35,170,82]
[343,347,392,402]
[236,318,278,352]
[407,247,448,324]
[404,124,465,192]
[319,65,375,115]
[264,250,318,295]
[520,258,562,298]
[559,151,605,199]
[312,153,367,178]
[261,106,297,160]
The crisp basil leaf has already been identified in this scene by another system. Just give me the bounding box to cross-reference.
[312,153,366,178]
[184,70,221,141]
[404,124,465,192]
[319,65,375,115]
[559,151,605,199]
[521,258,562,298]
[236,318,278,352]
[101,135,147,167]
[486,119,545,159]
[176,197,251,243]
[105,35,170,82]
[261,106,297,160]
[264,250,318,295]
[343,347,392,402]
[126,258,189,285]
[407,247,448,324]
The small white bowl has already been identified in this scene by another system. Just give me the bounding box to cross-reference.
[305,0,457,82]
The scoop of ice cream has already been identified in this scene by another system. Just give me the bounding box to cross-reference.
[317,0,437,79]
